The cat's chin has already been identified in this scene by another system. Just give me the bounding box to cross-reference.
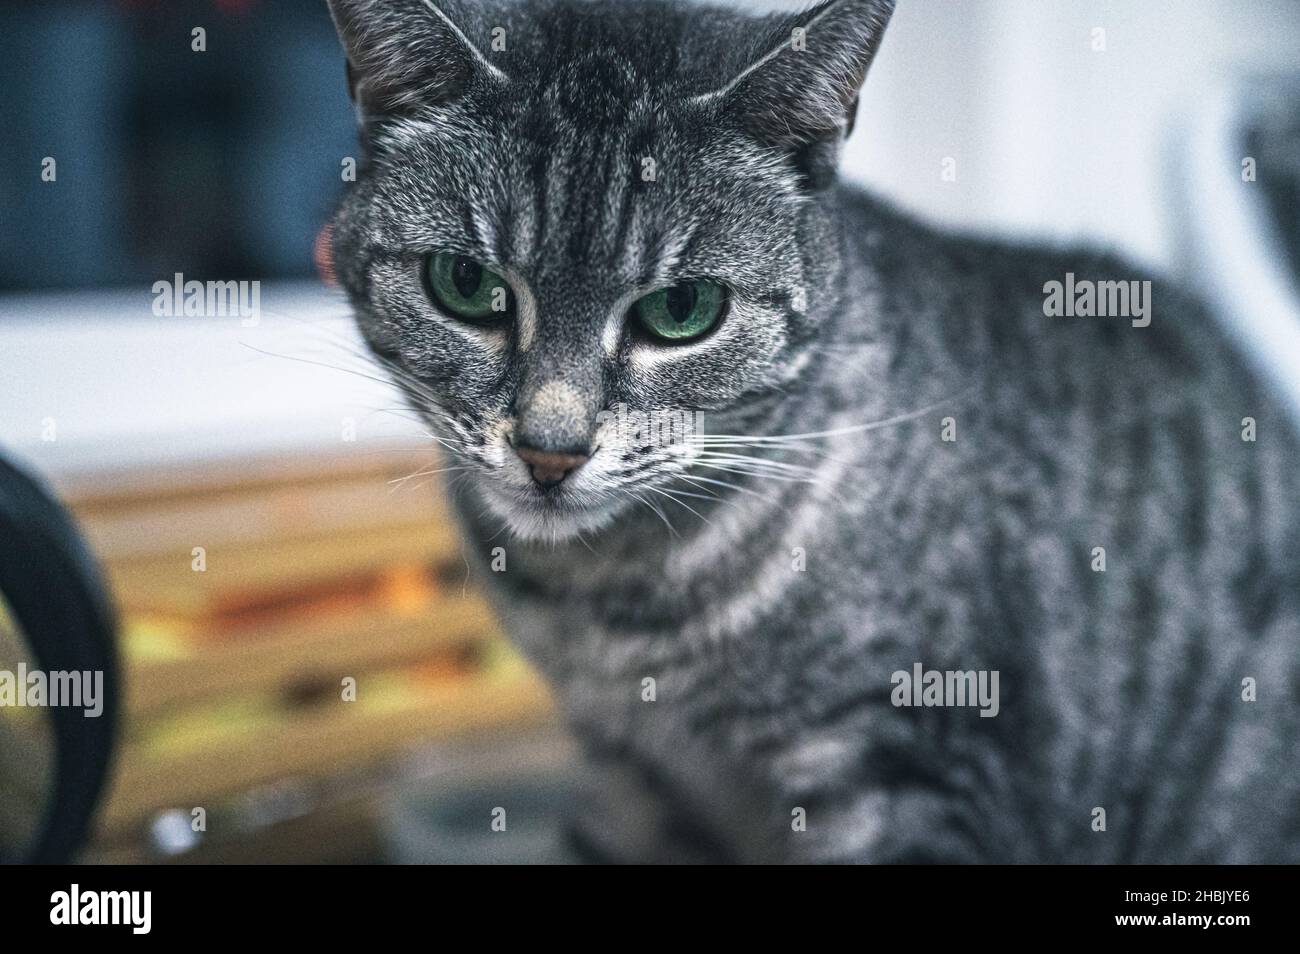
[477,484,629,545]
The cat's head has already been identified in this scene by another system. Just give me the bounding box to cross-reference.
[328,0,894,542]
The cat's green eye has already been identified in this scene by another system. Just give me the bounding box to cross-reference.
[633,280,728,342]
[425,252,513,322]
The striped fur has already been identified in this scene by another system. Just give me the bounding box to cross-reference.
[329,0,1300,862]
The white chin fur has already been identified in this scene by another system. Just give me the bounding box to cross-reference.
[481,486,627,544]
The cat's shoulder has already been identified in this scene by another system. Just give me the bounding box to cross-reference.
[838,184,1248,387]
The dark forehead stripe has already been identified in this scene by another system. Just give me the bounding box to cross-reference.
[541,52,643,121]
[532,1,689,87]
[462,2,769,284]
[479,1,701,277]
[507,96,659,279]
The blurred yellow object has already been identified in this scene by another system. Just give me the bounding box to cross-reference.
[54,450,555,860]
[123,616,194,662]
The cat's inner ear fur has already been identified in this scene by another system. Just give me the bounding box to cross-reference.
[326,0,505,120]
[704,0,895,187]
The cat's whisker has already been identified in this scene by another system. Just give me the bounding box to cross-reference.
[679,473,777,506]
[690,451,819,477]
[238,341,467,447]
[240,341,413,397]
[651,485,717,503]
[693,443,854,469]
[627,489,679,538]
[388,463,470,491]
[571,527,601,556]
[690,446,823,468]
[240,315,482,450]
[645,485,713,526]
[692,388,977,448]
[692,461,821,486]
[686,441,816,460]
[414,427,472,455]
[671,476,723,503]
[483,517,513,544]
[394,477,436,495]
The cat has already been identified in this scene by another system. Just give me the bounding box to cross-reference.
[326,0,1300,862]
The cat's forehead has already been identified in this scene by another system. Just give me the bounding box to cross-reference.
[360,0,806,285]
[368,93,798,300]
[537,51,650,114]
[485,0,754,105]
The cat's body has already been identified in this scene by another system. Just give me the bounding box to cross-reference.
[461,189,1300,863]
[327,0,1300,862]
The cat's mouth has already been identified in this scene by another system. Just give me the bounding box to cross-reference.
[474,459,630,544]
[480,483,628,543]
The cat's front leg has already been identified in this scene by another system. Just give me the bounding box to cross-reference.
[778,785,988,863]
[559,746,744,864]
[558,709,794,863]
[766,726,1000,864]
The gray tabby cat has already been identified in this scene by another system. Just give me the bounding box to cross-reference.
[326,0,1300,862]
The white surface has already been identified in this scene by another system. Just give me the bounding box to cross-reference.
[840,0,1300,271]
[706,1,1300,270]
[1177,78,1300,430]
[0,283,424,479]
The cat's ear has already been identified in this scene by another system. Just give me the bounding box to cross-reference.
[706,0,895,149]
[325,0,504,119]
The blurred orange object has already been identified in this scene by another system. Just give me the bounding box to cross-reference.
[314,222,336,287]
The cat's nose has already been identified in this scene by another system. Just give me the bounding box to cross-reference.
[514,445,589,486]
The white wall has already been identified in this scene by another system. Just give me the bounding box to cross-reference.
[810,0,1300,269]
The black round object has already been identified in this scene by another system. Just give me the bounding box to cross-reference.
[0,454,119,864]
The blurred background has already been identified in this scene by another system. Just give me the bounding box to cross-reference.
[0,0,1298,863]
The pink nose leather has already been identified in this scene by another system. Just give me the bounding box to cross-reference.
[515,446,589,485]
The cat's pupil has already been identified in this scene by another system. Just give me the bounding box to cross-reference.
[665,284,697,324]
[452,257,483,298]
